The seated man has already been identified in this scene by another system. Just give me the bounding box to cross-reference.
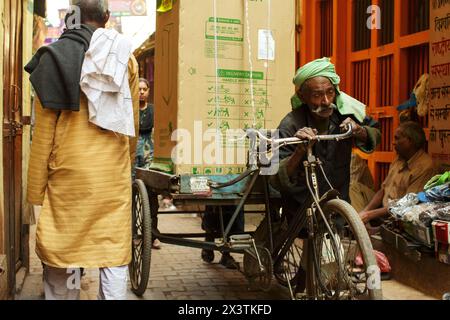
[359,121,435,224]
[270,57,380,225]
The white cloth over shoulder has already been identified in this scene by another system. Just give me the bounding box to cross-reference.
[80,28,135,137]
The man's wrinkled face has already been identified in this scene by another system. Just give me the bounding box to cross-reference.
[393,128,413,159]
[139,81,150,102]
[298,76,336,120]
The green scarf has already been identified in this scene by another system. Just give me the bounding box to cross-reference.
[291,57,366,122]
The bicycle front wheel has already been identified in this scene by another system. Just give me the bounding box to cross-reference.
[312,199,383,300]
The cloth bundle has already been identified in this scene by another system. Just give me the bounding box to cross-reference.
[80,28,135,137]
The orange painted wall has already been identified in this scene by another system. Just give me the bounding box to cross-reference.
[298,0,430,189]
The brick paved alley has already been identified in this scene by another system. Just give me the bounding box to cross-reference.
[16,207,435,300]
[17,207,291,300]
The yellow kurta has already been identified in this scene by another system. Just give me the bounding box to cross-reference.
[27,56,140,268]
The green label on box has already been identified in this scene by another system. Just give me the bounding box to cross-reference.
[217,69,264,80]
[208,17,241,24]
[205,17,243,42]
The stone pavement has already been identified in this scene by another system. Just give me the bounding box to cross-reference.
[17,207,436,300]
[17,208,290,300]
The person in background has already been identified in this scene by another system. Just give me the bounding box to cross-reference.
[134,78,162,249]
[135,78,154,170]
[359,121,435,224]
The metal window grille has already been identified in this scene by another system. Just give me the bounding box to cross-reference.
[379,0,394,45]
[320,0,334,57]
[378,55,393,107]
[407,0,429,35]
[352,59,371,105]
[405,44,429,128]
[379,118,394,152]
[353,0,372,51]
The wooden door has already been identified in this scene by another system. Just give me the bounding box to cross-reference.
[2,0,23,297]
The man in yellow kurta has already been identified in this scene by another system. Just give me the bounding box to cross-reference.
[25,0,139,300]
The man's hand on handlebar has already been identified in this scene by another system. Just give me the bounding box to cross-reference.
[340,117,367,142]
[286,127,318,176]
[294,127,318,152]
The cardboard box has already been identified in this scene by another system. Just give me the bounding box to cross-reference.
[400,221,434,247]
[432,220,450,244]
[153,0,295,174]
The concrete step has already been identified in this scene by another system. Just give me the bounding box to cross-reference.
[372,234,450,299]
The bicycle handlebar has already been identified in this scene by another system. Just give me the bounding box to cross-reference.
[208,126,353,189]
[249,125,354,147]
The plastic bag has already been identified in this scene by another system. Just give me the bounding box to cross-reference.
[424,171,450,190]
[355,250,391,273]
[423,183,450,202]
[402,202,440,227]
[436,204,450,222]
[398,202,450,227]
[388,193,419,219]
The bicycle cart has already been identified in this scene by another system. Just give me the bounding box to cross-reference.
[130,127,383,300]
[130,164,281,296]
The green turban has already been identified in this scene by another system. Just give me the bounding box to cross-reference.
[291,57,366,122]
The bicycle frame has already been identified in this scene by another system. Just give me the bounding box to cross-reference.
[262,125,356,299]
[159,126,359,296]
[130,124,381,298]
[269,148,344,299]
[205,126,353,253]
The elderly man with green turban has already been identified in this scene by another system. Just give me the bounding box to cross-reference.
[270,58,380,226]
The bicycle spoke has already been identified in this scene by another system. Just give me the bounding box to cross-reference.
[312,209,374,300]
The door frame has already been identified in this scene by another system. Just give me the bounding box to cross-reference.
[2,0,24,298]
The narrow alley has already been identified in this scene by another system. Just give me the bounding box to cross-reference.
[16,207,436,300]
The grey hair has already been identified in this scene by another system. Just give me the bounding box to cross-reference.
[399,121,426,150]
[70,0,109,23]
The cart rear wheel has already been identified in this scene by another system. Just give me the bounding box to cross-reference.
[129,179,152,296]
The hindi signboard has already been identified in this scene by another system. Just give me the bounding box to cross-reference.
[430,0,450,169]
